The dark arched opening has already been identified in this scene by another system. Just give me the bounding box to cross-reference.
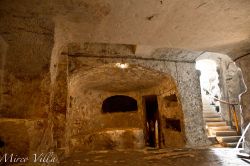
[102,95,138,113]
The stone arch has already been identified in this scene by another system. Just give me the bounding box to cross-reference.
[196,52,247,140]
[50,43,210,152]
[66,59,187,151]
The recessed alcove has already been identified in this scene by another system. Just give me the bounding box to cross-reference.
[0,138,5,148]
[165,118,181,132]
[164,94,178,107]
[67,61,186,151]
[102,95,138,113]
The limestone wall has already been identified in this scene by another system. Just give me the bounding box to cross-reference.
[67,89,144,151]
[62,56,209,152]
[0,2,55,155]
[0,119,52,157]
[158,93,186,147]
[66,65,186,151]
[235,55,250,153]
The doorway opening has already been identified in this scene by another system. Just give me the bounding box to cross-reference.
[143,95,160,148]
[196,59,221,114]
[196,52,247,148]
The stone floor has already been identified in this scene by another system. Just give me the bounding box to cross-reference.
[60,148,250,166]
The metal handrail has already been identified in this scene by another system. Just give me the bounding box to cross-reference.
[203,88,239,106]
[203,88,240,133]
[236,122,250,149]
[213,97,238,106]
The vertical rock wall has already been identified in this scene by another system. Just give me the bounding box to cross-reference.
[0,1,55,155]
[235,55,250,153]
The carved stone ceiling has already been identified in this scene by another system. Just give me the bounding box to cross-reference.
[70,63,170,92]
[54,0,250,57]
[1,0,250,77]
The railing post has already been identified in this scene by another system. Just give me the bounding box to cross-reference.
[232,105,240,134]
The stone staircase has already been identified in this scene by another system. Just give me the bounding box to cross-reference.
[203,101,241,148]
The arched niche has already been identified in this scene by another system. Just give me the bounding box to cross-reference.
[102,95,138,113]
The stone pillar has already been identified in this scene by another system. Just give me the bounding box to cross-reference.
[176,62,210,146]
[50,50,68,149]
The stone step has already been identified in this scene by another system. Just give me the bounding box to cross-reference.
[203,106,214,110]
[203,114,221,118]
[215,131,238,137]
[203,110,218,114]
[208,128,233,136]
[221,142,242,148]
[203,113,219,116]
[209,129,233,136]
[203,105,213,107]
[203,113,221,118]
[204,117,224,122]
[206,122,227,127]
[208,126,232,131]
[203,109,216,112]
[216,136,241,143]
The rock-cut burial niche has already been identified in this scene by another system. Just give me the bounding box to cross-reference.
[161,94,186,147]
[0,138,5,148]
[102,95,138,113]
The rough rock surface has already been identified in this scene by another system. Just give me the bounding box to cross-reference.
[0,0,249,158]
[235,55,250,154]
[0,119,52,156]
[63,55,209,152]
